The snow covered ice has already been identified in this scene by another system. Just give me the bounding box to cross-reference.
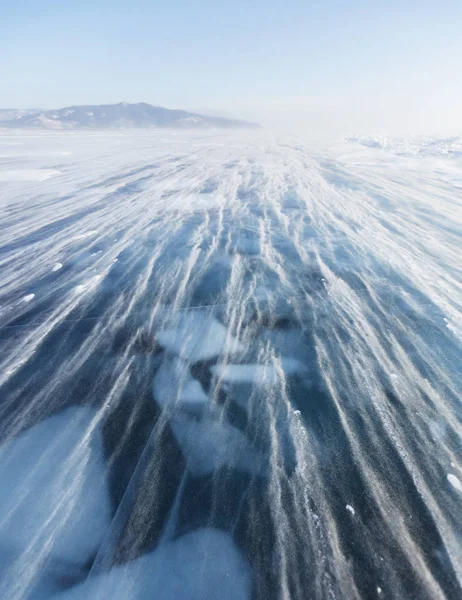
[0,406,111,599]
[170,413,267,477]
[53,528,251,600]
[211,358,307,385]
[0,130,461,599]
[155,310,244,361]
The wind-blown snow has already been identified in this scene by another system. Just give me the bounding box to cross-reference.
[0,129,461,600]
[346,135,462,157]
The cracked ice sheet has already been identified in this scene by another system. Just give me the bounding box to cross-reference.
[0,406,111,600]
[156,310,244,362]
[53,528,251,600]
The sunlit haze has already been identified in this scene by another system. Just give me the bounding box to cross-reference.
[2,0,461,136]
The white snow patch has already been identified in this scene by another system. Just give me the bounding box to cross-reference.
[447,473,462,493]
[52,262,63,272]
[0,406,111,598]
[346,504,355,515]
[0,169,61,182]
[156,311,243,362]
[53,528,251,600]
[21,293,35,303]
[211,358,306,386]
[72,230,98,241]
[73,275,102,295]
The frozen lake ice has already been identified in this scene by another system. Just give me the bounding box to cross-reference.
[0,130,461,599]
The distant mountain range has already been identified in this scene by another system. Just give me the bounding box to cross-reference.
[0,103,260,130]
[0,108,39,122]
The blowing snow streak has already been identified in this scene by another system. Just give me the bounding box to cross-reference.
[0,130,461,600]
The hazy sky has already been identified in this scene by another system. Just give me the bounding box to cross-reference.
[2,1,462,136]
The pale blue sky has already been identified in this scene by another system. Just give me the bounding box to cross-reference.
[2,1,461,134]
